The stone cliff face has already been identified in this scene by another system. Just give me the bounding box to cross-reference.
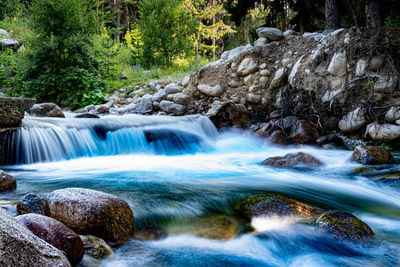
[182,27,400,142]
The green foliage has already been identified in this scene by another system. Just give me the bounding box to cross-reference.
[0,49,24,93]
[0,0,22,21]
[21,0,106,108]
[138,0,197,66]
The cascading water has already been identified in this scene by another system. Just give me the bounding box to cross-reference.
[2,114,400,267]
[0,114,217,164]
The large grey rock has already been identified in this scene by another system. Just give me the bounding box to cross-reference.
[16,213,84,266]
[0,97,36,127]
[0,208,70,267]
[374,75,398,93]
[17,193,49,215]
[164,83,181,94]
[152,89,168,102]
[385,106,400,122]
[270,68,285,88]
[167,93,191,105]
[46,188,135,244]
[220,51,230,60]
[159,100,185,115]
[0,39,20,50]
[338,108,366,132]
[256,27,284,41]
[254,37,269,47]
[228,46,248,60]
[283,30,298,37]
[182,75,190,87]
[237,57,258,76]
[0,29,9,37]
[327,50,347,76]
[28,103,65,118]
[197,83,224,97]
[366,123,400,142]
[121,98,152,114]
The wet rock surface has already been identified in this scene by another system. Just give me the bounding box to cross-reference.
[17,193,49,215]
[351,145,394,165]
[0,208,71,267]
[16,213,84,265]
[0,170,16,192]
[313,211,374,241]
[262,152,323,168]
[80,235,113,259]
[236,193,324,221]
[45,188,135,244]
[28,103,65,118]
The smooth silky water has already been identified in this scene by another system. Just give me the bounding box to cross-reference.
[1,114,400,266]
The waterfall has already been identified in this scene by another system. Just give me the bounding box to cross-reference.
[0,114,218,165]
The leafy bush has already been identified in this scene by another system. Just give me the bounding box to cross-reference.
[20,0,106,108]
[138,0,197,67]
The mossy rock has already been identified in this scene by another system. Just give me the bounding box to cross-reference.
[313,211,374,241]
[166,214,242,240]
[134,225,167,240]
[352,167,374,173]
[80,235,113,259]
[236,193,324,221]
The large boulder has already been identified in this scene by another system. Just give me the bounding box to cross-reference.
[0,39,20,50]
[206,101,251,129]
[0,170,16,192]
[197,83,224,97]
[17,193,49,215]
[0,97,36,127]
[0,208,70,267]
[327,50,347,77]
[167,93,191,105]
[27,103,65,118]
[262,152,323,168]
[313,211,374,241]
[236,193,323,221]
[365,123,400,142]
[16,213,84,266]
[338,108,367,132]
[289,120,319,144]
[121,98,153,114]
[159,100,185,115]
[45,188,135,244]
[385,106,400,122]
[79,235,113,259]
[164,83,181,94]
[237,57,258,76]
[256,27,283,41]
[351,145,394,165]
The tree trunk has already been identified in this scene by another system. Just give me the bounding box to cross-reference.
[114,0,121,42]
[365,0,382,28]
[325,0,340,30]
[125,3,130,32]
[212,0,216,60]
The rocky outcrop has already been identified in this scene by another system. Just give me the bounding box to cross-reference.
[206,101,251,129]
[17,193,49,215]
[313,211,374,241]
[28,103,65,118]
[16,213,84,265]
[45,188,135,244]
[236,193,324,221]
[0,170,16,192]
[0,97,36,127]
[262,152,323,168]
[80,235,113,259]
[0,208,70,267]
[351,145,394,165]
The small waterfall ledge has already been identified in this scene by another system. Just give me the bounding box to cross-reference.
[0,114,218,165]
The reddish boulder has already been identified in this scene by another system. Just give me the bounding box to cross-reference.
[0,170,16,192]
[16,213,84,266]
[268,130,288,145]
[262,152,323,168]
[290,120,319,144]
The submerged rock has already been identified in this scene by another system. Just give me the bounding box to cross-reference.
[351,145,394,165]
[0,170,16,192]
[370,173,400,189]
[134,225,167,240]
[75,113,100,119]
[16,213,84,266]
[0,208,70,267]
[17,193,49,215]
[262,152,323,168]
[236,193,324,221]
[45,188,135,244]
[313,211,374,241]
[80,235,113,259]
[190,215,241,240]
[28,103,65,118]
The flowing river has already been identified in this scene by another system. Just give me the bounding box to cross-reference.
[1,114,400,266]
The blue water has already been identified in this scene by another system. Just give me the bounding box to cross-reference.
[2,115,400,266]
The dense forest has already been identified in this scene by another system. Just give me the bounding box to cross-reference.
[0,0,399,108]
